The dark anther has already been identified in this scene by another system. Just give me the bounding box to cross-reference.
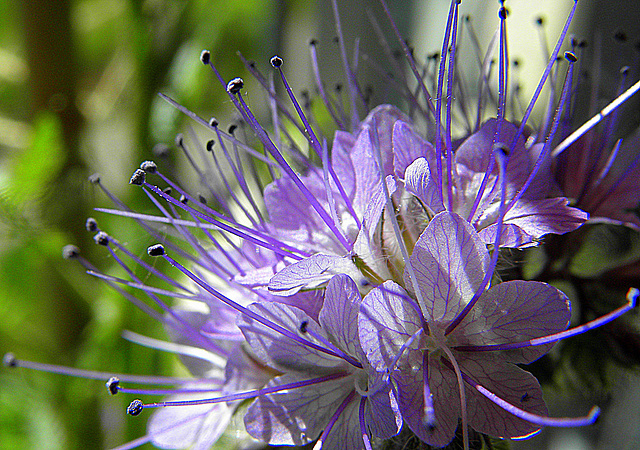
[309,38,318,46]
[62,245,80,259]
[163,187,172,195]
[270,55,283,68]
[578,39,588,48]
[513,59,520,67]
[332,36,339,44]
[140,161,157,174]
[127,399,144,416]
[206,140,215,151]
[360,278,371,287]
[94,232,109,246]
[175,133,184,148]
[179,194,188,204]
[106,377,120,395]
[621,66,630,75]
[147,244,165,257]
[248,60,256,68]
[152,143,170,158]
[198,194,207,205]
[334,83,342,92]
[425,418,437,431]
[464,15,470,22]
[86,218,98,232]
[498,7,508,19]
[209,117,218,127]
[3,352,17,367]
[614,30,627,42]
[535,16,544,26]
[564,51,578,63]
[88,173,101,184]
[129,168,146,185]
[228,124,237,135]
[299,321,309,334]
[200,50,211,65]
[226,77,244,95]
[493,142,510,157]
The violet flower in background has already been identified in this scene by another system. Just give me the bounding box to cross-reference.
[3,1,640,449]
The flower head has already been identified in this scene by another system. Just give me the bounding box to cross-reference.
[4,1,640,449]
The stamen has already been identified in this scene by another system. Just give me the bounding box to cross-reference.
[387,328,423,378]
[446,146,508,335]
[379,0,436,120]
[152,246,351,361]
[504,49,577,214]
[3,353,205,385]
[510,0,579,153]
[127,371,348,414]
[455,288,638,352]
[231,88,352,251]
[448,359,600,427]
[371,115,427,310]
[270,55,323,157]
[422,353,436,428]
[553,77,640,157]
[65,244,164,322]
[158,93,276,166]
[331,0,359,130]
[108,378,221,396]
[434,0,458,201]
[444,0,461,210]
[95,233,221,354]
[132,173,309,259]
[309,39,347,129]
[95,206,306,259]
[359,396,374,450]
[173,135,233,216]
[313,390,356,450]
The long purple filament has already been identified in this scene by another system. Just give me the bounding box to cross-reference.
[455,363,600,427]
[434,1,456,204]
[505,55,576,215]
[162,252,356,363]
[233,91,352,251]
[6,355,210,385]
[140,372,349,410]
[444,2,460,211]
[359,396,374,450]
[455,288,638,352]
[446,148,508,335]
[315,390,357,449]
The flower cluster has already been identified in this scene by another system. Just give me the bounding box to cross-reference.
[5,1,640,449]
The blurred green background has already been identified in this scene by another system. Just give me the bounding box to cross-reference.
[1,0,639,449]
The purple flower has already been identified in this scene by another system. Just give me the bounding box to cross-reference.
[553,122,640,231]
[239,274,401,448]
[399,118,588,247]
[359,211,632,447]
[4,1,640,449]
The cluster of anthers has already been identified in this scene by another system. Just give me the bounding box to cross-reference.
[5,0,640,449]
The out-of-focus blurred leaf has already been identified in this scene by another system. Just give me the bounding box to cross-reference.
[4,111,64,206]
[569,224,640,278]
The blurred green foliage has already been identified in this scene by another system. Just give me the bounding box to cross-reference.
[1,0,640,449]
[0,0,286,448]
